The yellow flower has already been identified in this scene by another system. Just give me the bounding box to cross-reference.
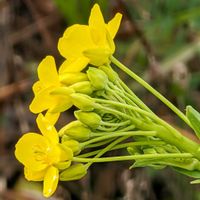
[58,3,122,67]
[15,113,73,197]
[29,56,74,114]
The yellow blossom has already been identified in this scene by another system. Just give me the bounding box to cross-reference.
[15,113,73,197]
[58,3,122,67]
[29,56,74,114]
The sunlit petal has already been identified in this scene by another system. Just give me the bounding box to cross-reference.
[24,167,46,181]
[36,113,59,144]
[43,166,59,198]
[38,56,59,86]
[107,13,122,39]
[15,133,49,171]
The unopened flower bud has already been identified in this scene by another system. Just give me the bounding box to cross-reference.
[60,164,87,181]
[62,139,81,155]
[99,65,118,82]
[74,110,101,129]
[143,148,157,154]
[87,67,108,90]
[59,72,88,85]
[70,93,95,111]
[69,81,94,95]
[55,160,71,170]
[59,120,91,142]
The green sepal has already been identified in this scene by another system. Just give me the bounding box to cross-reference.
[59,120,91,142]
[60,164,87,181]
[70,93,95,111]
[74,110,101,129]
[186,105,200,139]
[99,65,118,82]
[55,161,71,170]
[87,67,108,90]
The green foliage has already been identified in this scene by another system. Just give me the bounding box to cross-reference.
[186,106,200,139]
[53,0,108,24]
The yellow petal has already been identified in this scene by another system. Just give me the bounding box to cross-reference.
[49,98,73,113]
[36,113,59,144]
[59,72,88,85]
[29,87,55,113]
[38,56,59,87]
[58,25,94,59]
[59,57,89,74]
[58,144,73,162]
[15,133,49,171]
[107,13,122,39]
[89,4,106,45]
[83,47,112,66]
[45,112,60,125]
[43,166,59,198]
[24,167,46,181]
[32,81,43,95]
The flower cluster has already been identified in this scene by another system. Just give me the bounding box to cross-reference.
[15,4,122,197]
[15,3,200,198]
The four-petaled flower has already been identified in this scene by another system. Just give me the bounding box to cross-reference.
[58,4,122,68]
[15,113,73,197]
[29,56,74,114]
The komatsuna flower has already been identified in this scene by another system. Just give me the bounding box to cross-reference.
[29,55,74,114]
[58,3,122,67]
[15,113,73,197]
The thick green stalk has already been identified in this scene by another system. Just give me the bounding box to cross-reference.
[78,141,165,158]
[73,153,193,163]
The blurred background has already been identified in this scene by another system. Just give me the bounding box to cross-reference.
[0,0,200,199]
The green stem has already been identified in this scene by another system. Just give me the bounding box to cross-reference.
[85,136,129,168]
[78,141,165,158]
[95,104,152,130]
[83,131,156,147]
[83,138,115,149]
[111,56,191,127]
[100,120,131,127]
[73,153,193,163]
[116,79,153,113]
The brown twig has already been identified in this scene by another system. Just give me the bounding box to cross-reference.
[8,14,60,45]
[0,79,32,102]
[23,0,56,52]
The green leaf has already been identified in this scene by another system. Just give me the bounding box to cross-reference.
[173,167,200,178]
[186,105,200,139]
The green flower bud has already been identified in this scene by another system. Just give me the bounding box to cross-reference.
[69,81,94,95]
[143,148,157,154]
[127,147,141,155]
[59,120,91,142]
[99,65,118,82]
[74,110,101,129]
[60,164,87,181]
[87,67,108,90]
[55,160,71,170]
[61,135,71,143]
[59,72,88,85]
[62,139,81,155]
[70,93,95,111]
